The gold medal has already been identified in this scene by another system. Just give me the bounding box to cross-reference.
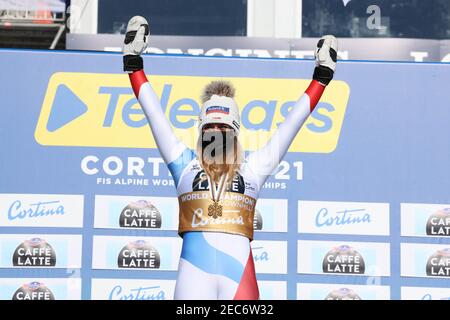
[207,174,227,219]
[208,201,223,219]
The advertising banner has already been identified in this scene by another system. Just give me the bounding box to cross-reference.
[0,49,449,299]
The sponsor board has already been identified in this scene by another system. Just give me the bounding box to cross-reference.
[94,195,178,230]
[258,281,287,300]
[401,287,450,300]
[0,278,81,300]
[297,283,390,300]
[254,199,288,232]
[0,194,84,228]
[298,240,390,276]
[91,278,176,300]
[401,243,450,278]
[252,241,287,274]
[0,234,82,268]
[298,200,390,235]
[401,203,450,237]
[92,236,182,270]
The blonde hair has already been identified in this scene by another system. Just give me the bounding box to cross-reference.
[197,136,243,184]
[198,80,242,184]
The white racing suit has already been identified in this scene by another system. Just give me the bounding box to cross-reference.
[129,69,327,299]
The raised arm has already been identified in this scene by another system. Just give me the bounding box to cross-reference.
[246,35,338,190]
[123,16,195,185]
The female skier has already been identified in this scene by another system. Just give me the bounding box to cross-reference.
[123,16,338,300]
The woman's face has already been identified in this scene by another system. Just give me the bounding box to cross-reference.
[201,123,236,164]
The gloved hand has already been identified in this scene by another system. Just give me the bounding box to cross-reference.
[123,16,150,72]
[313,35,338,86]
